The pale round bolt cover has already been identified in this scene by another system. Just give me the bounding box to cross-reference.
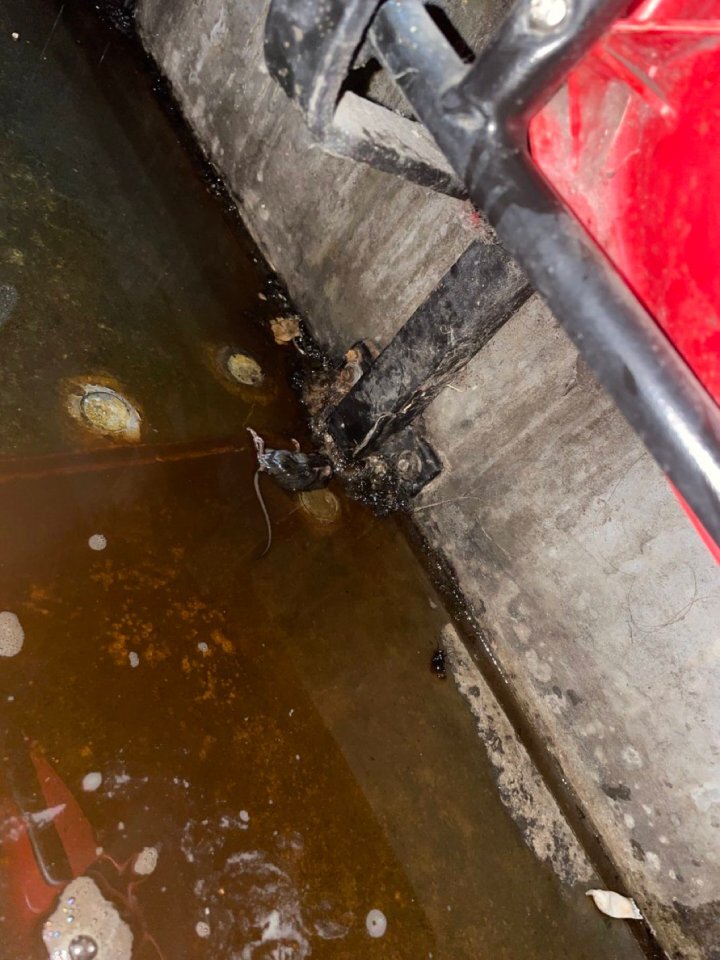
[529,0,568,28]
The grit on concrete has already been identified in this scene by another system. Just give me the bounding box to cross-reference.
[135,1,720,957]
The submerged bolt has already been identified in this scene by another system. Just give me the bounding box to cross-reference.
[299,489,341,524]
[395,450,423,482]
[226,352,264,386]
[70,383,141,441]
[81,391,132,434]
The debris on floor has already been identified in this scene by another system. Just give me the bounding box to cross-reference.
[0,610,24,657]
[586,889,643,920]
[270,314,301,345]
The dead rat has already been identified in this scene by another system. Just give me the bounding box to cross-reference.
[248,428,333,556]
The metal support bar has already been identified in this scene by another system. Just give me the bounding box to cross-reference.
[264,0,466,196]
[328,237,531,456]
[264,0,720,542]
[368,0,720,544]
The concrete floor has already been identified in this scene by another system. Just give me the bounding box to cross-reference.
[134,0,720,956]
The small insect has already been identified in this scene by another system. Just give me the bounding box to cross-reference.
[431,646,446,679]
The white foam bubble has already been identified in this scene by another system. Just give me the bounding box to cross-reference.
[195,921,211,938]
[128,651,139,668]
[0,611,24,657]
[88,533,107,551]
[82,772,103,792]
[42,876,132,960]
[366,909,387,938]
[134,846,159,876]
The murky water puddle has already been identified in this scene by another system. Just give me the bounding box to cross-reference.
[0,2,646,958]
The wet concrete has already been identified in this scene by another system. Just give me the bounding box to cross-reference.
[0,3,647,959]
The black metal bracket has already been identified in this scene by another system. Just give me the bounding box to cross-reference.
[304,339,444,502]
[264,0,466,196]
[339,425,443,511]
[327,235,531,458]
[266,0,720,543]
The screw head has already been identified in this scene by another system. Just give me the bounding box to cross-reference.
[395,450,423,482]
[529,0,568,28]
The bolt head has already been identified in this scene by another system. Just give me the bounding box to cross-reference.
[395,450,423,481]
[529,0,568,28]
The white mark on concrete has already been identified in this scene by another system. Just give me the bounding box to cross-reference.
[88,533,107,551]
[0,611,24,657]
[622,746,643,769]
[443,625,592,883]
[366,909,387,938]
[623,813,635,829]
[691,782,720,813]
[82,771,103,792]
[646,851,661,871]
[525,648,552,683]
[134,846,159,876]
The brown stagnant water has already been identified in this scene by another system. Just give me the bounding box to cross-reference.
[0,2,647,958]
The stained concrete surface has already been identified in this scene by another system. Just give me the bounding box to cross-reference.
[0,3,650,959]
[133,0,719,956]
[418,297,720,957]
[136,0,492,354]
